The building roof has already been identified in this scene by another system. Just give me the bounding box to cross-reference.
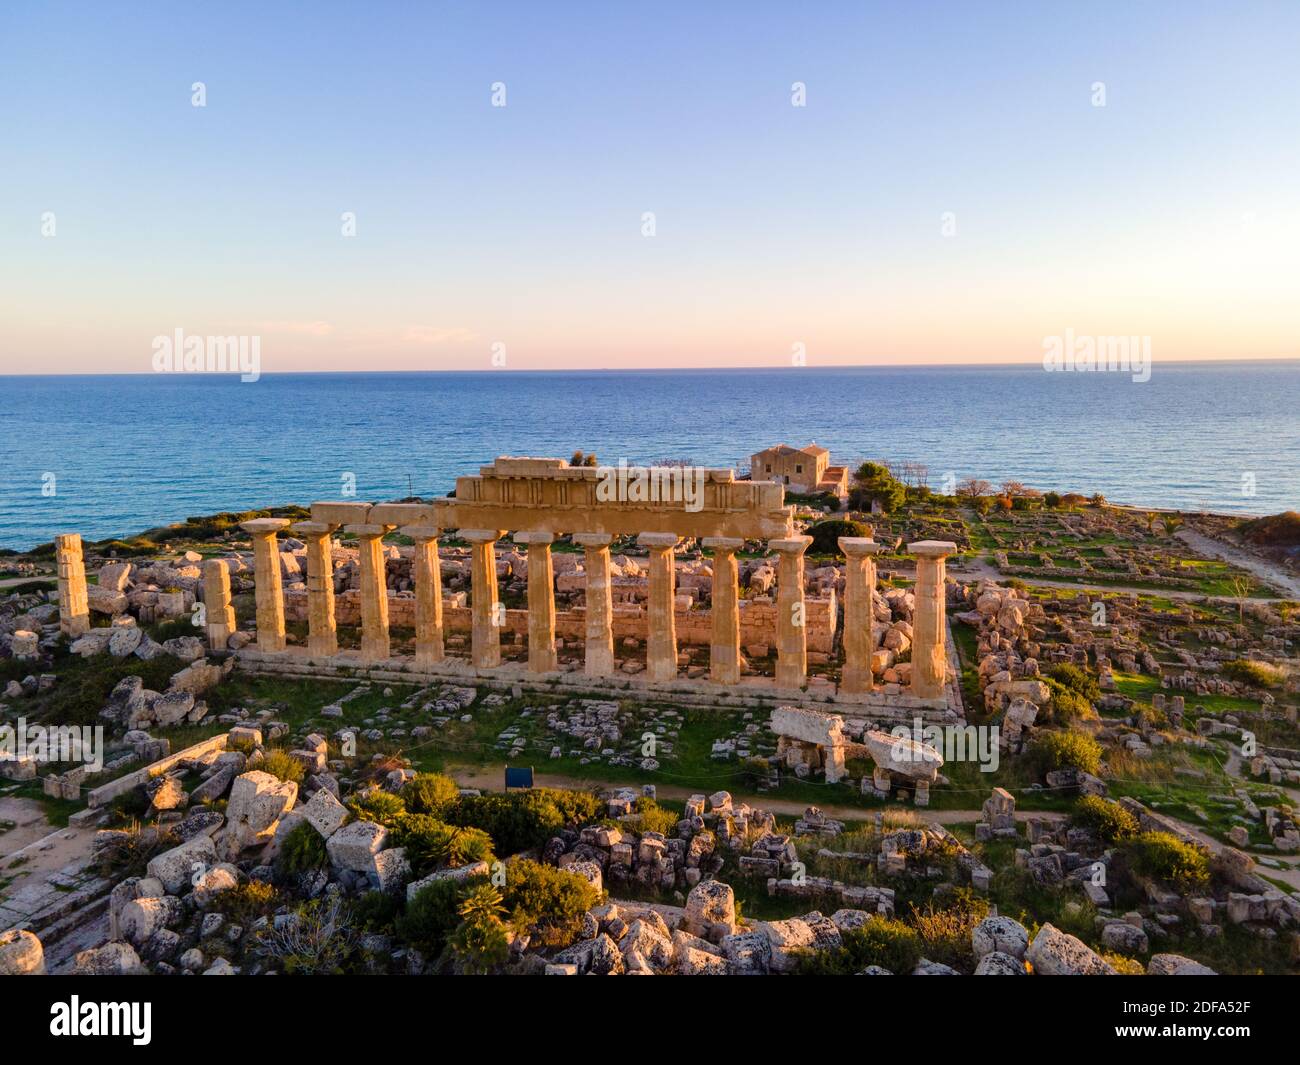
[755,442,829,458]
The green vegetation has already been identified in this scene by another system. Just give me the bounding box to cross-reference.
[806,518,872,557]
[795,916,923,975]
[503,859,601,948]
[1122,831,1210,891]
[261,749,306,786]
[1029,730,1102,777]
[1071,795,1139,844]
[276,821,329,875]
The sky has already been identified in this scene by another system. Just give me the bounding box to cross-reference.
[1,1,1298,375]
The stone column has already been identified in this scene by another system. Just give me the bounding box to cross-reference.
[462,529,505,669]
[702,536,743,685]
[839,537,885,693]
[201,558,237,651]
[240,518,290,653]
[292,521,338,658]
[909,540,957,700]
[345,524,393,663]
[638,532,680,683]
[572,532,614,676]
[771,536,813,689]
[515,532,557,672]
[54,533,89,638]
[403,526,444,668]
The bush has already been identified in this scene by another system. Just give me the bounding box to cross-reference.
[1043,492,1061,508]
[445,788,604,855]
[1043,678,1094,725]
[449,884,510,974]
[277,820,328,875]
[795,916,922,975]
[352,890,400,933]
[633,798,679,837]
[345,790,407,828]
[402,773,460,816]
[1072,795,1138,844]
[1030,730,1102,777]
[262,750,305,786]
[259,895,356,975]
[1125,831,1210,890]
[909,890,990,972]
[1048,663,1101,704]
[806,519,873,557]
[209,880,280,923]
[395,814,494,875]
[503,859,601,948]
[397,875,484,955]
[1222,659,1285,689]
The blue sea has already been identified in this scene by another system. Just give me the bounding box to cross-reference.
[1,363,1297,551]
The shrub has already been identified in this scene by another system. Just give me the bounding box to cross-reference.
[1029,730,1102,777]
[1043,678,1094,725]
[449,884,510,974]
[806,519,873,557]
[503,859,601,949]
[262,749,305,786]
[795,916,922,975]
[352,890,400,933]
[1125,831,1210,890]
[1222,659,1285,689]
[345,790,407,828]
[1048,663,1101,704]
[1102,951,1146,975]
[395,814,494,875]
[258,895,356,975]
[402,773,460,816]
[1072,795,1138,844]
[1043,492,1061,508]
[909,890,990,972]
[277,820,328,875]
[397,875,484,955]
[209,880,280,923]
[446,788,604,854]
[633,798,680,837]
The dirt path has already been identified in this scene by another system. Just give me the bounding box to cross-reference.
[1175,528,1300,599]
[0,796,54,857]
[446,764,1067,827]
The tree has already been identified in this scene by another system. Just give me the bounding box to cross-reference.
[956,477,992,499]
[848,461,905,513]
[570,451,597,467]
[1162,514,1184,537]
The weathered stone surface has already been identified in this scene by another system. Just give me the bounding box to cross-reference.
[146,833,218,894]
[681,879,736,942]
[974,950,1026,975]
[972,914,1030,960]
[72,942,145,976]
[327,820,388,875]
[1026,923,1116,976]
[224,770,297,854]
[1100,921,1149,955]
[120,895,184,947]
[405,860,491,903]
[151,691,196,727]
[862,729,943,782]
[1147,953,1217,976]
[297,787,348,838]
[0,929,45,975]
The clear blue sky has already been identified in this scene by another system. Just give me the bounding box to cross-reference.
[2,1,1297,373]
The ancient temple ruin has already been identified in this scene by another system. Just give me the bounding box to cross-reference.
[53,457,960,719]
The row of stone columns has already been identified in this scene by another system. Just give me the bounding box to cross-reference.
[227,519,953,699]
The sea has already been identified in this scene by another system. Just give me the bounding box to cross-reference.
[1,362,1297,552]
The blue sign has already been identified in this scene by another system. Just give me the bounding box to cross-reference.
[504,766,534,790]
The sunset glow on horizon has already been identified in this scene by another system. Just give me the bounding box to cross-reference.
[2,1,1298,376]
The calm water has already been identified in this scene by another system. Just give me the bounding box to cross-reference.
[1,363,1297,551]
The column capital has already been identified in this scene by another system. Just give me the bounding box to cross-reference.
[638,532,680,550]
[839,537,886,557]
[290,520,336,537]
[769,535,813,554]
[241,518,291,535]
[400,524,441,541]
[514,531,555,546]
[908,539,958,559]
[572,532,613,548]
[701,536,744,551]
[461,528,506,544]
[343,523,393,538]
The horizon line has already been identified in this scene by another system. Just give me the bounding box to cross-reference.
[3,355,1300,378]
